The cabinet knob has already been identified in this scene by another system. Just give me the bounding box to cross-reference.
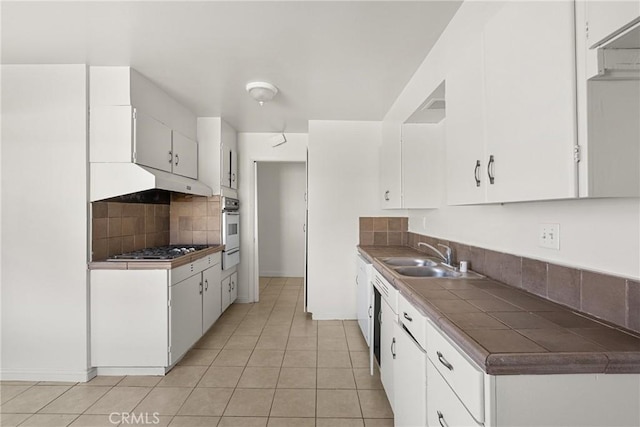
[474,160,481,187]
[175,153,180,166]
[205,279,208,291]
[384,190,390,201]
[168,151,173,163]
[368,305,372,318]
[199,282,203,295]
[391,337,396,359]
[232,173,236,183]
[403,312,413,322]
[437,411,447,427]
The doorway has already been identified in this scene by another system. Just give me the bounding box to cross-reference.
[254,161,307,307]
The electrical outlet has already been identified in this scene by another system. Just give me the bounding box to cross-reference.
[539,223,560,250]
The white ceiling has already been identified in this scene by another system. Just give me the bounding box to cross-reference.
[1,1,461,132]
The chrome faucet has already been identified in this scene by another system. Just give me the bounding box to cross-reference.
[418,242,453,267]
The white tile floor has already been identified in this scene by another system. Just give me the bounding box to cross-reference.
[0,277,393,426]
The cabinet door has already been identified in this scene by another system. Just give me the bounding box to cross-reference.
[394,322,427,427]
[482,1,577,203]
[230,149,238,190]
[170,274,203,365]
[356,255,372,347]
[427,361,481,427]
[221,275,231,312]
[401,123,443,209]
[445,36,487,205]
[230,272,238,304]
[586,1,640,48]
[202,266,222,333]
[380,298,396,410]
[221,144,232,188]
[379,122,402,209]
[172,131,198,179]
[134,110,173,173]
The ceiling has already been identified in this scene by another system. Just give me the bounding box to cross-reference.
[1,1,462,133]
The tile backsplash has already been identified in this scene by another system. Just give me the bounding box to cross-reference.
[169,194,221,246]
[359,217,408,246]
[358,217,639,334]
[92,201,170,260]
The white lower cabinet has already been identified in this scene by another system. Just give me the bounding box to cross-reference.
[427,360,481,427]
[221,269,238,312]
[202,264,222,333]
[91,252,221,373]
[379,297,397,411]
[356,254,373,347]
[169,274,203,365]
[393,321,427,427]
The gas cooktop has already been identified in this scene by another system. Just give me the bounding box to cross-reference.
[107,245,210,261]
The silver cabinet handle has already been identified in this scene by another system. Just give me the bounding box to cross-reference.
[205,279,208,291]
[175,153,180,166]
[437,351,453,371]
[232,173,236,182]
[368,305,372,318]
[474,160,481,187]
[229,283,231,292]
[356,276,359,285]
[378,311,382,324]
[303,224,306,232]
[487,155,495,184]
[403,312,413,322]
[437,411,447,427]
[391,337,396,359]
[384,190,390,201]
[168,151,173,163]
[199,282,203,295]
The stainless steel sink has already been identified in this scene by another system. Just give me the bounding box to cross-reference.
[392,265,484,279]
[393,266,461,278]
[380,257,438,267]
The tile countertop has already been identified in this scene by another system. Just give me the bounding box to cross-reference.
[358,245,640,375]
[89,245,224,270]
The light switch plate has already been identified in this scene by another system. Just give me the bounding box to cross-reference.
[539,223,560,250]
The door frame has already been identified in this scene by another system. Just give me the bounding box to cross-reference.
[251,159,308,308]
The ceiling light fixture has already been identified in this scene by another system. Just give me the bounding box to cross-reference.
[246,81,278,106]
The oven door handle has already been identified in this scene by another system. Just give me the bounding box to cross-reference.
[225,248,240,255]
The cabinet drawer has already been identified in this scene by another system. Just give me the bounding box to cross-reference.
[398,294,427,351]
[373,270,398,314]
[427,322,484,423]
[427,360,482,427]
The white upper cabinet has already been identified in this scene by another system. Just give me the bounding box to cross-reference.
[379,122,403,209]
[445,35,487,206]
[584,0,640,48]
[135,110,173,173]
[171,131,198,179]
[198,117,238,196]
[446,0,577,205]
[380,83,445,210]
[481,0,577,202]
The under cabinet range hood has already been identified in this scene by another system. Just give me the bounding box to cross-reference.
[90,163,212,202]
[593,21,640,78]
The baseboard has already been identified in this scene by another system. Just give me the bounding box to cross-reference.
[96,367,167,376]
[0,367,97,383]
[235,297,253,304]
[260,270,304,278]
[311,312,358,321]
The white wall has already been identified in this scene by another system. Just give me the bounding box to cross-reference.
[307,121,402,319]
[237,133,308,303]
[1,65,91,381]
[384,1,640,280]
[257,162,306,277]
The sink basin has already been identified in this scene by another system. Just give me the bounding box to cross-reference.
[381,257,438,267]
[393,266,462,278]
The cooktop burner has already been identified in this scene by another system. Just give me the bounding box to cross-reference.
[108,245,210,261]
